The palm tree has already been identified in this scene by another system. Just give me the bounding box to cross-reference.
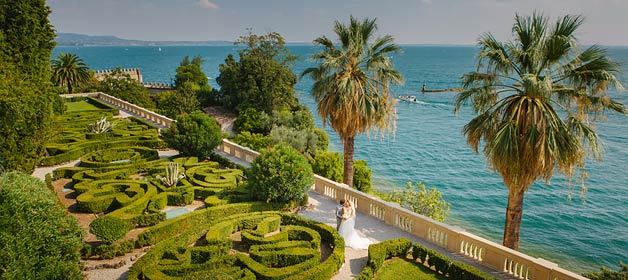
[51,53,90,94]
[456,12,627,250]
[301,16,403,187]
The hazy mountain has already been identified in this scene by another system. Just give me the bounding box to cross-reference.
[55,33,232,46]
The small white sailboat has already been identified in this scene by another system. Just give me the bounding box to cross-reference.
[158,47,162,52]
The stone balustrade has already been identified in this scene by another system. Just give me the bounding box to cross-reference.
[61,92,174,128]
[96,92,173,128]
[217,139,588,280]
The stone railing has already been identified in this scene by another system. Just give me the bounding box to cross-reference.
[217,139,588,280]
[97,93,173,128]
[61,92,174,128]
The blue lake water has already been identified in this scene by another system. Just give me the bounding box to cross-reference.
[53,45,628,273]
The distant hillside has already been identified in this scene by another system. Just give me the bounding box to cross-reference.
[56,33,232,46]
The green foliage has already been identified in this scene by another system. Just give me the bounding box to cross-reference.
[233,107,271,134]
[269,126,320,157]
[90,216,132,244]
[353,160,372,193]
[95,240,135,259]
[357,238,497,280]
[584,262,628,280]
[51,53,90,94]
[100,68,155,108]
[52,89,67,115]
[311,127,329,152]
[310,151,343,182]
[384,182,450,222]
[163,111,222,159]
[0,0,57,173]
[373,258,447,280]
[249,144,314,203]
[0,0,56,78]
[0,67,56,173]
[0,172,83,280]
[217,31,298,113]
[175,56,210,89]
[233,131,271,152]
[154,87,201,119]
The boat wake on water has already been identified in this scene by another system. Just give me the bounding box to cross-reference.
[397,95,449,108]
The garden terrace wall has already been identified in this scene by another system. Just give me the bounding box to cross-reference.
[218,139,587,280]
[62,92,174,128]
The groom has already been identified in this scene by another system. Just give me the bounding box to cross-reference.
[336,199,346,231]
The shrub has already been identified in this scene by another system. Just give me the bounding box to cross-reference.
[0,172,83,280]
[353,160,372,192]
[233,107,271,134]
[310,151,343,182]
[311,127,329,152]
[90,216,131,244]
[163,111,222,159]
[584,262,628,280]
[385,182,451,222]
[249,144,313,203]
[234,131,271,152]
[269,126,319,157]
[87,116,115,134]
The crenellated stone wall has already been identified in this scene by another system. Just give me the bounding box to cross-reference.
[94,68,143,83]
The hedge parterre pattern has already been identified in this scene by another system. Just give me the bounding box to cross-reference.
[54,150,245,227]
[129,209,344,280]
[42,97,162,166]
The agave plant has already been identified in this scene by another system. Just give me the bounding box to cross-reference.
[87,116,115,134]
[156,162,185,187]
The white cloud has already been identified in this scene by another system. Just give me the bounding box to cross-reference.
[197,0,218,9]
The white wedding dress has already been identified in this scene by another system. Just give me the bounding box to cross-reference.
[338,206,373,250]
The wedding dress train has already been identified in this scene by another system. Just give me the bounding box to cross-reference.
[338,210,373,250]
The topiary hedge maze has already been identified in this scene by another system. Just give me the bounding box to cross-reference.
[42,97,162,166]
[128,209,344,280]
[54,148,246,227]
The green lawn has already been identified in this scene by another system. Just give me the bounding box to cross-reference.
[374,257,447,280]
[66,100,102,112]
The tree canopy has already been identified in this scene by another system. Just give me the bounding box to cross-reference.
[455,12,627,250]
[51,53,90,94]
[0,0,57,173]
[301,16,403,187]
[217,31,299,113]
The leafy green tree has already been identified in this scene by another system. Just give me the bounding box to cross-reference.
[0,172,83,280]
[301,16,403,187]
[249,144,313,203]
[455,13,627,250]
[51,53,90,94]
[162,111,222,159]
[384,182,450,222]
[269,126,319,157]
[233,107,272,134]
[0,0,55,78]
[217,31,298,113]
[310,151,343,182]
[233,131,271,152]
[584,263,628,280]
[175,56,209,89]
[154,82,200,118]
[353,160,372,193]
[0,0,57,173]
[100,68,155,109]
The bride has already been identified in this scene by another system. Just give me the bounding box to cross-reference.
[338,200,373,249]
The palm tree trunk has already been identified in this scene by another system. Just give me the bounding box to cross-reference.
[343,136,355,187]
[68,82,73,95]
[503,187,525,250]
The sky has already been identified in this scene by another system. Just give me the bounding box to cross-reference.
[47,0,628,45]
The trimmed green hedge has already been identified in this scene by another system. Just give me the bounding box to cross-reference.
[0,172,83,280]
[129,209,344,280]
[356,238,498,280]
